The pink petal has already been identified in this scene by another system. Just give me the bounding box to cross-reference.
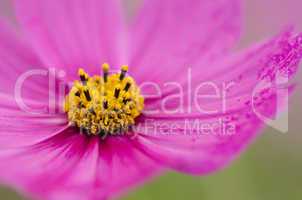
[0,128,159,200]
[0,19,68,148]
[0,19,45,96]
[14,0,127,79]
[133,29,302,174]
[144,29,301,113]
[129,0,241,84]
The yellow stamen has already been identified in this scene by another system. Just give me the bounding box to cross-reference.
[102,63,110,72]
[64,63,144,136]
[121,65,128,72]
[78,68,89,83]
[102,63,110,83]
[119,65,129,81]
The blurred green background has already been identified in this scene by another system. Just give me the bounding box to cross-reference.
[0,0,301,199]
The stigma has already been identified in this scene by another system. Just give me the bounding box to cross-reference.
[64,63,144,136]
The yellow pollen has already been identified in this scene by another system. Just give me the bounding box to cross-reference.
[64,64,144,136]
[121,65,129,72]
[102,63,110,72]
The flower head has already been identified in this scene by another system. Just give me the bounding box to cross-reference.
[65,65,144,135]
[0,0,301,200]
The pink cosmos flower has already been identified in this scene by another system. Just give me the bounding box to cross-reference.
[0,0,301,200]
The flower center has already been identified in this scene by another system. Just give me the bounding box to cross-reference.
[64,63,144,136]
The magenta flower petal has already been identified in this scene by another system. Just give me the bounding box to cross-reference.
[0,19,68,148]
[0,1,301,200]
[134,29,302,174]
[130,0,241,83]
[0,20,44,95]
[14,0,127,78]
[1,2,160,199]
[0,128,159,200]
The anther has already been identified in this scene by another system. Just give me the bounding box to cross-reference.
[103,100,108,109]
[78,102,84,108]
[89,108,96,115]
[75,91,81,97]
[84,89,91,101]
[123,98,131,104]
[114,88,121,98]
[102,63,110,83]
[78,68,88,84]
[124,82,131,91]
[119,65,128,81]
